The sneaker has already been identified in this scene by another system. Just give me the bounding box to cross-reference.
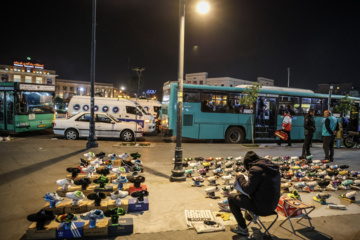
[66,167,81,177]
[44,192,64,202]
[27,209,56,222]
[66,191,85,201]
[111,190,128,200]
[130,152,141,159]
[80,158,90,167]
[230,224,249,236]
[112,175,128,184]
[82,166,96,173]
[87,192,107,206]
[131,190,149,202]
[90,158,102,168]
[56,213,77,223]
[74,178,92,190]
[84,152,95,159]
[217,199,230,212]
[80,209,104,220]
[104,207,126,218]
[95,152,106,158]
[56,178,74,187]
[96,168,110,176]
[118,153,129,160]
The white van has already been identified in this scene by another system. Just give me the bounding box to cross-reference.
[67,96,155,133]
[131,99,161,118]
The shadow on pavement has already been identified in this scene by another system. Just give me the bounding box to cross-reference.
[0,148,88,186]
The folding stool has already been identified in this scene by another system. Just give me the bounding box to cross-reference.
[246,210,279,240]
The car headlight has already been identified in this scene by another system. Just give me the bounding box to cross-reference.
[145,119,151,123]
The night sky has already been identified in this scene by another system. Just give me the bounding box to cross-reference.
[1,0,359,91]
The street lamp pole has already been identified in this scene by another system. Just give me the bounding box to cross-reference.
[86,0,98,149]
[132,67,145,145]
[170,0,186,182]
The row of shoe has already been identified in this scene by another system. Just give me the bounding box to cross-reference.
[0,136,11,141]
[27,207,126,230]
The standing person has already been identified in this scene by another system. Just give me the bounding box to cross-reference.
[277,110,292,146]
[300,109,316,158]
[227,151,280,236]
[322,110,339,162]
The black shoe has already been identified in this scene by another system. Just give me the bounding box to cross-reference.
[87,192,106,206]
[66,167,81,178]
[74,177,91,190]
[130,152,141,159]
[195,157,204,161]
[27,209,55,230]
[299,156,306,159]
[276,143,281,146]
[317,180,330,188]
[131,190,149,202]
[95,152,106,158]
[96,168,110,176]
[80,158,90,167]
[340,165,349,169]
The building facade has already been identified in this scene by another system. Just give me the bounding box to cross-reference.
[317,83,354,95]
[185,72,274,87]
[55,79,114,100]
[0,61,56,85]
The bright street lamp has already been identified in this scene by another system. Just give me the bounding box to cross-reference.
[121,86,125,90]
[170,0,209,182]
[197,1,210,14]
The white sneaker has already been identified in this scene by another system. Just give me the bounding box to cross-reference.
[118,153,129,160]
[84,152,95,159]
[0,137,3,141]
[4,136,11,141]
[66,191,85,200]
[90,159,102,168]
[82,166,96,173]
[111,167,126,175]
[56,178,74,187]
[110,190,128,200]
[80,209,104,220]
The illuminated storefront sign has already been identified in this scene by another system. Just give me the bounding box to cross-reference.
[13,61,44,69]
[146,90,157,94]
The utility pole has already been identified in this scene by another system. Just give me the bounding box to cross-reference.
[132,67,145,145]
[287,67,290,88]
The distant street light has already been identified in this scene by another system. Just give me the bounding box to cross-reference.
[121,86,125,90]
[170,0,209,182]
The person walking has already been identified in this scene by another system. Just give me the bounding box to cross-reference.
[277,110,292,146]
[228,151,280,236]
[322,110,339,162]
[300,109,316,158]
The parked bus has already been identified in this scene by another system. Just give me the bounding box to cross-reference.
[161,82,360,143]
[0,82,55,132]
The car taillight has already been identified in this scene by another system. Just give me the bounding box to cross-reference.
[54,123,56,127]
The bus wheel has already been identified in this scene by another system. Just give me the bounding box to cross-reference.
[121,130,134,142]
[225,127,244,143]
[65,129,79,140]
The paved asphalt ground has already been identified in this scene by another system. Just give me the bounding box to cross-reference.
[0,129,359,240]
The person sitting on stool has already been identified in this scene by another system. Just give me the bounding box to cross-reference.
[228,151,280,236]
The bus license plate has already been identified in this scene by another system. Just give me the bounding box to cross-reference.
[37,124,46,128]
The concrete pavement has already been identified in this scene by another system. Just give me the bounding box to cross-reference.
[0,132,359,240]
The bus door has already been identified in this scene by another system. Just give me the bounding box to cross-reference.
[254,96,277,139]
[1,91,15,131]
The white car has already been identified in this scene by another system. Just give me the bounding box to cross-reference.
[53,112,143,141]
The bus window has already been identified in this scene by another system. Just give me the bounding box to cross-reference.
[162,89,170,104]
[279,96,300,115]
[19,92,54,114]
[126,106,142,116]
[183,89,200,103]
[302,98,322,116]
[201,92,228,113]
[229,93,251,113]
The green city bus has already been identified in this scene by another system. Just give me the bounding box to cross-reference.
[161,82,360,143]
[0,82,55,132]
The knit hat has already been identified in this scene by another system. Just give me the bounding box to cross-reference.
[244,151,260,170]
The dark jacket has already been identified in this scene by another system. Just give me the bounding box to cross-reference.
[237,158,280,214]
[304,114,316,135]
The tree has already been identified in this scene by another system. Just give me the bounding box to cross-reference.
[335,94,354,117]
[239,82,262,144]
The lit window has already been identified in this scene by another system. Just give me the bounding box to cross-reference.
[25,76,32,83]
[36,77,42,84]
[14,75,21,82]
